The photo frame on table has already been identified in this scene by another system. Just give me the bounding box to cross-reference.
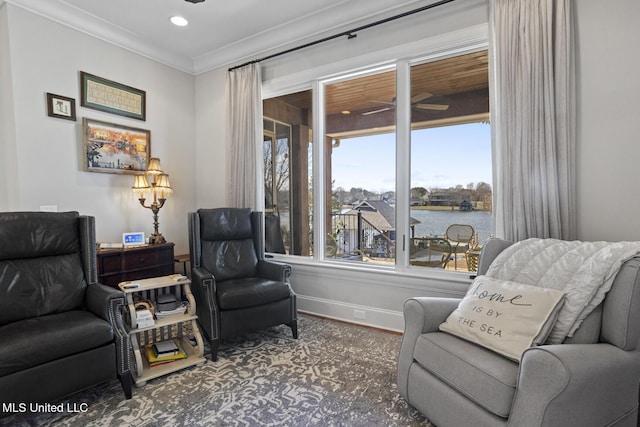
[46,93,76,121]
[83,117,150,174]
[80,71,146,121]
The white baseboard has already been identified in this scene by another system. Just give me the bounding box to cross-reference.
[296,295,404,333]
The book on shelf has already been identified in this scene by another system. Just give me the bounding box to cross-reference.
[155,301,189,319]
[145,359,178,368]
[145,339,187,366]
[153,339,179,355]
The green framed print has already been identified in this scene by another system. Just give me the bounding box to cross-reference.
[80,71,146,121]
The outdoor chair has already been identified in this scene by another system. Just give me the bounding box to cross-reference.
[409,237,452,268]
[188,208,298,360]
[445,223,477,270]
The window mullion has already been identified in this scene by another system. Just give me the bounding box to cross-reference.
[395,60,411,270]
[312,80,325,262]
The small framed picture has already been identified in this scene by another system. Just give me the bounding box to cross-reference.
[46,93,76,121]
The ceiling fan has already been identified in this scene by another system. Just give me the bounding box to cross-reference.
[362,92,449,115]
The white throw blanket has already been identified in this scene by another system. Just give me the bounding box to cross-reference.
[485,238,640,344]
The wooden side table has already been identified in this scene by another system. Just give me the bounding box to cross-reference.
[119,276,206,387]
[97,243,175,288]
[174,253,190,276]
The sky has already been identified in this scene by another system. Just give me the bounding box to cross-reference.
[331,122,492,193]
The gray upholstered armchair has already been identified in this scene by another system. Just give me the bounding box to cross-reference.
[188,208,298,360]
[398,238,640,427]
[0,211,132,405]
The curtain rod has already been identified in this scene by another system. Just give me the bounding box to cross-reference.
[228,0,456,72]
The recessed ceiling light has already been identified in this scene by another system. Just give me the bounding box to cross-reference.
[341,110,351,115]
[170,16,188,26]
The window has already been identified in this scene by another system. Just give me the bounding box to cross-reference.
[263,118,291,254]
[324,68,397,265]
[263,91,313,257]
[263,49,492,273]
[408,52,492,272]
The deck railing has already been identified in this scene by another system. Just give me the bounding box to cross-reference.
[329,212,395,260]
[327,212,478,271]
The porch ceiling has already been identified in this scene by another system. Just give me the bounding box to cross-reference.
[276,50,489,123]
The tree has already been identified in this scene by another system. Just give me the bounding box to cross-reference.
[332,183,343,212]
[475,182,493,212]
[411,187,428,199]
[263,139,290,209]
[87,141,104,167]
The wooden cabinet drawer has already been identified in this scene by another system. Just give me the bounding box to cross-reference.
[123,249,158,269]
[155,246,175,264]
[97,243,175,288]
[99,253,121,272]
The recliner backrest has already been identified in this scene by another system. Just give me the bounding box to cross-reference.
[601,257,640,350]
[0,211,89,326]
[477,238,513,276]
[478,238,640,350]
[196,208,261,282]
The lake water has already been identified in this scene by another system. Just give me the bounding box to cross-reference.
[410,209,494,245]
[277,208,495,250]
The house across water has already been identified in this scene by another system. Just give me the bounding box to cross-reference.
[330,199,420,259]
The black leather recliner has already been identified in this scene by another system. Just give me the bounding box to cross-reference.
[0,211,132,406]
[188,208,298,360]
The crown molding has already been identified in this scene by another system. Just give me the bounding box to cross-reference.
[5,0,196,73]
[192,0,439,75]
[194,0,421,74]
[5,0,479,76]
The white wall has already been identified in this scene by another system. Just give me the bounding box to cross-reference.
[194,68,228,209]
[574,0,640,241]
[1,5,196,254]
[0,4,19,211]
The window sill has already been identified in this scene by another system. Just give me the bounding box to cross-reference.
[268,253,473,297]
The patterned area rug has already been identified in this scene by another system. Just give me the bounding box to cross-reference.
[4,315,431,426]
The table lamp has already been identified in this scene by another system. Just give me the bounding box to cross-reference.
[131,157,172,244]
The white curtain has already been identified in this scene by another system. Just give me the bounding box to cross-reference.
[225,63,263,209]
[490,0,576,241]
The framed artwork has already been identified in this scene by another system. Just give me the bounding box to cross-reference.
[80,71,146,121]
[46,93,76,121]
[83,117,151,174]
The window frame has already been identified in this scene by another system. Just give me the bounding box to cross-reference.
[317,64,398,264]
[262,26,490,281]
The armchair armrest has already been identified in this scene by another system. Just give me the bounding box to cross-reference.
[509,344,640,427]
[191,266,218,341]
[398,297,461,398]
[402,297,461,338]
[86,282,125,322]
[192,266,215,290]
[85,282,130,379]
[191,266,216,308]
[258,259,292,282]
